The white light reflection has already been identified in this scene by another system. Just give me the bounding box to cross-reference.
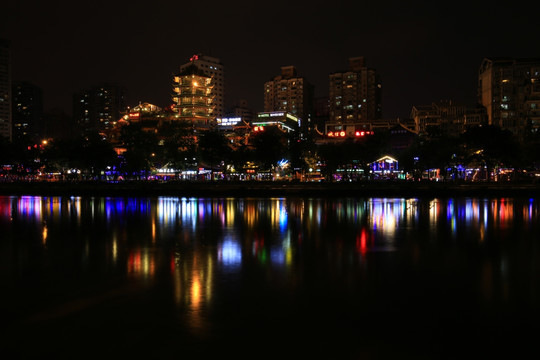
[218,237,242,270]
[369,199,401,237]
[271,199,288,232]
[270,246,286,266]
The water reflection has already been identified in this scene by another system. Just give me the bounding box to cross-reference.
[1,195,540,330]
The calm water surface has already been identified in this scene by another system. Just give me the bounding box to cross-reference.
[1,195,539,359]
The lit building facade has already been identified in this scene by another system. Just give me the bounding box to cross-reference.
[180,54,224,118]
[264,66,314,137]
[327,57,382,133]
[479,57,540,140]
[12,81,43,143]
[172,64,215,127]
[252,111,300,133]
[0,39,11,141]
[73,83,126,133]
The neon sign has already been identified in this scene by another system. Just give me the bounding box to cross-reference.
[327,130,374,138]
[217,117,241,126]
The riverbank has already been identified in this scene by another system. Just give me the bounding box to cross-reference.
[2,180,540,198]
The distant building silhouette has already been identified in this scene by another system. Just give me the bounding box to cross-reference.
[312,96,329,135]
[264,65,314,138]
[409,100,487,135]
[226,99,253,123]
[479,57,540,140]
[179,54,225,118]
[73,83,126,134]
[0,38,11,141]
[42,108,74,140]
[12,81,43,143]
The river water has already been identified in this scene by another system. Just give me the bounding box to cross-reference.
[1,195,539,359]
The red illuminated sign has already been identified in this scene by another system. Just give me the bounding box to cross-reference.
[327,131,346,137]
[328,130,374,138]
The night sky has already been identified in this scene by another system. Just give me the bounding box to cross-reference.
[3,0,540,119]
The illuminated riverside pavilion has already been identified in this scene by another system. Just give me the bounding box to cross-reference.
[172,63,215,128]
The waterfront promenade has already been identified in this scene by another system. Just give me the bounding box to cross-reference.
[2,180,540,198]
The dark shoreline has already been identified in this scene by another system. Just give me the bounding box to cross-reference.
[2,180,540,198]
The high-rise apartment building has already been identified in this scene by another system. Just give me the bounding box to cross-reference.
[12,81,43,143]
[264,66,314,137]
[328,57,382,131]
[73,83,126,133]
[179,54,224,118]
[172,63,215,127]
[0,39,11,141]
[478,57,540,140]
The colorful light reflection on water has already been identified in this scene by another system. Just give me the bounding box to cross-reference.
[1,195,540,358]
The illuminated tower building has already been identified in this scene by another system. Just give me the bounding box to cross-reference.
[12,81,43,143]
[264,65,314,137]
[478,57,540,140]
[328,57,382,130]
[179,54,224,118]
[172,63,215,128]
[0,38,11,141]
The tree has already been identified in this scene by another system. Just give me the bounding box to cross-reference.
[119,123,159,179]
[79,132,119,179]
[197,129,231,180]
[251,126,288,170]
[160,121,197,178]
[460,125,522,181]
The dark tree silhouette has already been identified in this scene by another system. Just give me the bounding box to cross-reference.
[251,126,287,170]
[119,123,159,179]
[197,128,231,180]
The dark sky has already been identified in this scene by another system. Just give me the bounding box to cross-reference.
[2,0,540,119]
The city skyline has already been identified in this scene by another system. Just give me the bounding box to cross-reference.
[3,0,540,119]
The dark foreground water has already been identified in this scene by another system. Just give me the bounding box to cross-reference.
[1,195,539,359]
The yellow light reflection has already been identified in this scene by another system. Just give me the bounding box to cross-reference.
[152,219,156,243]
[127,249,155,279]
[42,224,48,245]
[206,254,213,304]
[112,233,118,263]
[226,200,235,227]
[191,275,201,308]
